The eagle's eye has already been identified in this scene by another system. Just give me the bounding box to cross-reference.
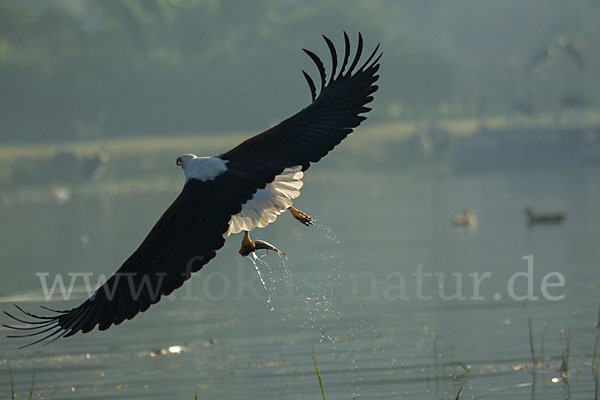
[176,156,182,166]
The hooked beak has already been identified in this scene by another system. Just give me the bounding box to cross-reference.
[176,157,182,166]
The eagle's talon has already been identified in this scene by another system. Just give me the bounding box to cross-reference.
[289,207,312,226]
[239,231,255,256]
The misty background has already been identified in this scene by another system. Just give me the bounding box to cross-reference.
[2,0,599,143]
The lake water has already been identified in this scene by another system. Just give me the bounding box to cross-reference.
[1,151,599,399]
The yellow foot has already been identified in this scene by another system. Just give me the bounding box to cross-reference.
[239,231,256,256]
[289,207,312,226]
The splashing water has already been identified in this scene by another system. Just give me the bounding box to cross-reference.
[249,253,269,291]
[288,217,346,343]
[247,251,290,311]
[243,217,346,333]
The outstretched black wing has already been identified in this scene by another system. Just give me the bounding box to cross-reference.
[4,32,381,347]
[222,32,381,175]
[4,179,233,347]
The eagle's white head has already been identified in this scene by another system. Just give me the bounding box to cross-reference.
[176,154,197,170]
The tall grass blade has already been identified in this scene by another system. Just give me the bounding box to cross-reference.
[312,347,326,400]
[455,386,462,400]
[593,304,600,399]
[8,362,15,400]
[28,367,35,400]
[528,317,537,367]
[540,321,551,371]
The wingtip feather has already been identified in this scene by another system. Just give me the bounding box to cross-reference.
[322,35,338,84]
[303,49,326,92]
[302,70,317,101]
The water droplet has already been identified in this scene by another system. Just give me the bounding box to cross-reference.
[168,345,183,354]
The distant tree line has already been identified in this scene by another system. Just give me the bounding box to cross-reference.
[1,0,598,142]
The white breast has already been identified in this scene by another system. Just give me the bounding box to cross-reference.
[227,166,304,235]
[184,156,228,182]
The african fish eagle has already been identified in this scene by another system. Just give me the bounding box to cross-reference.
[4,32,381,347]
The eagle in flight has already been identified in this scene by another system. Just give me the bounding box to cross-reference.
[4,32,381,347]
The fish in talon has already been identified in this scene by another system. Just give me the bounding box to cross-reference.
[239,231,285,257]
[253,239,286,256]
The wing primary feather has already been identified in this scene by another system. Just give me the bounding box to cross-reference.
[19,326,64,349]
[39,305,68,313]
[44,329,70,346]
[371,53,383,69]
[302,49,326,92]
[347,33,364,75]
[322,35,337,84]
[6,323,59,339]
[3,310,56,325]
[2,320,55,330]
[302,70,317,101]
[60,307,88,336]
[359,44,381,71]
[13,304,56,320]
[337,31,351,79]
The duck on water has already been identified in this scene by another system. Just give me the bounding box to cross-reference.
[524,207,566,225]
